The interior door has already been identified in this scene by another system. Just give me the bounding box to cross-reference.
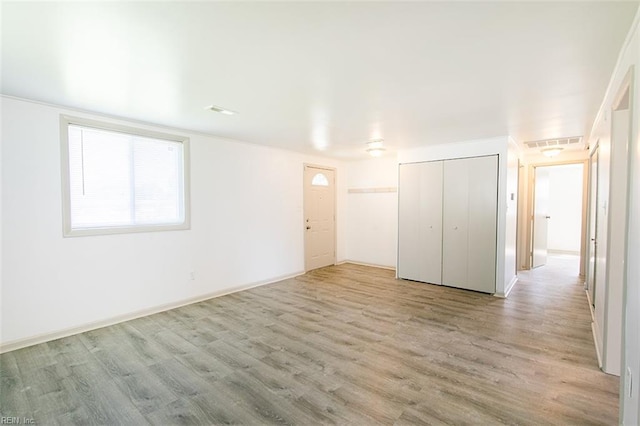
[587,147,599,306]
[532,167,550,268]
[398,161,443,284]
[442,155,497,293]
[304,165,336,271]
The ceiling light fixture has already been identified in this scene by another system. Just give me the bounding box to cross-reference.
[541,147,563,157]
[205,105,237,115]
[366,139,386,157]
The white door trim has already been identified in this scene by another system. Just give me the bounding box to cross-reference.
[524,160,589,274]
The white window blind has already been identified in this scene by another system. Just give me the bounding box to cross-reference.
[62,117,190,236]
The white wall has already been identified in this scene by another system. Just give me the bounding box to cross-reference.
[545,164,584,253]
[504,139,520,294]
[0,96,347,350]
[622,33,640,423]
[345,156,398,268]
[587,9,639,423]
[588,38,632,379]
[398,136,517,297]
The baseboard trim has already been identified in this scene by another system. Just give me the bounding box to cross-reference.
[0,271,305,354]
[494,275,518,298]
[592,320,603,369]
[505,275,519,297]
[339,260,396,271]
[547,249,581,256]
[585,289,595,320]
[585,289,605,371]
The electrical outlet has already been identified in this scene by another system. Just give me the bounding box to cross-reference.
[189,271,195,281]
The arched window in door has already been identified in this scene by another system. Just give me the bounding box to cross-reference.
[311,173,329,186]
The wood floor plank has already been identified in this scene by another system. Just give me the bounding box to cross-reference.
[143,396,225,425]
[62,361,149,425]
[147,359,213,398]
[110,367,179,415]
[173,348,236,382]
[0,353,35,419]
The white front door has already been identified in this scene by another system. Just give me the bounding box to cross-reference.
[304,165,336,271]
[532,167,550,268]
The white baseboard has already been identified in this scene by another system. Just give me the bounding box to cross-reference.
[547,249,581,255]
[494,275,518,298]
[586,292,619,375]
[0,271,304,354]
[505,275,519,297]
[585,290,595,320]
[592,320,603,369]
[338,260,396,271]
[584,290,603,369]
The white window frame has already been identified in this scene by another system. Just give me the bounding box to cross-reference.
[60,115,191,237]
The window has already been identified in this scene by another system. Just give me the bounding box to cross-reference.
[61,116,190,236]
[311,173,329,186]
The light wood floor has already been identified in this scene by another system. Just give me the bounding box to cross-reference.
[1,257,619,425]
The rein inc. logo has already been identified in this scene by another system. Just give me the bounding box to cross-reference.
[0,416,35,425]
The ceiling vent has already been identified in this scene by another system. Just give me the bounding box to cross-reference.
[524,136,583,149]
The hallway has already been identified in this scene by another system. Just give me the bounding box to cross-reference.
[511,253,619,421]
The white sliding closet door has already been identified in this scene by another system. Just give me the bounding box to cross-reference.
[398,161,443,284]
[442,155,498,293]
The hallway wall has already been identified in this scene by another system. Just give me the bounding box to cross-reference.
[587,9,639,423]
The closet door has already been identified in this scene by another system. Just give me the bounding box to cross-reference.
[442,155,497,293]
[398,161,443,284]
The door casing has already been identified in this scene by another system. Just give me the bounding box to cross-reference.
[524,160,589,275]
[587,145,600,306]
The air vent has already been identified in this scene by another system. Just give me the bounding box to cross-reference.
[524,136,582,149]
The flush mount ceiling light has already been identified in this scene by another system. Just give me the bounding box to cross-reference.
[366,139,386,157]
[205,105,237,115]
[541,147,563,157]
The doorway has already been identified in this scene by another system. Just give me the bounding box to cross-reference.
[587,145,600,307]
[303,165,336,271]
[530,162,586,274]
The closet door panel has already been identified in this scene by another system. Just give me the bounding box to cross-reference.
[442,158,470,288]
[398,162,443,284]
[442,155,497,293]
[398,163,423,281]
[467,155,498,293]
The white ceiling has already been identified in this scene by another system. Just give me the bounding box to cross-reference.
[2,1,638,159]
